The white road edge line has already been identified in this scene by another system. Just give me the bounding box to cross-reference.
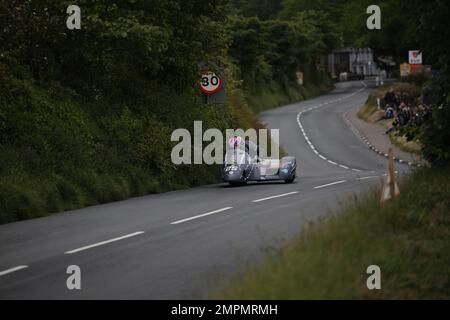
[64,231,145,254]
[171,207,233,225]
[0,265,29,277]
[314,180,347,189]
[252,191,299,203]
[296,81,369,173]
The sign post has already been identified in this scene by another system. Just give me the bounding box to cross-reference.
[400,62,410,77]
[199,72,223,95]
[408,50,422,65]
[198,63,226,105]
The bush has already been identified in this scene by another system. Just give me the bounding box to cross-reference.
[0,0,334,223]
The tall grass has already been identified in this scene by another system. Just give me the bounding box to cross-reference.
[214,166,450,299]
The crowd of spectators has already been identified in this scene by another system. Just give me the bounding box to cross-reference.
[381,87,432,135]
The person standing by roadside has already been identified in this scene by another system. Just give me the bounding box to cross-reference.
[384,87,396,108]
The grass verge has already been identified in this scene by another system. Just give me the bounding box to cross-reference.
[388,135,422,155]
[214,166,450,299]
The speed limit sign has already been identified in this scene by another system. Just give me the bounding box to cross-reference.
[199,71,222,94]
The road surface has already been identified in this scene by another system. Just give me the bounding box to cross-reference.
[0,81,410,299]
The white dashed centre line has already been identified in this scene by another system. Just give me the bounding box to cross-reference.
[64,231,145,254]
[357,176,379,180]
[171,207,233,225]
[252,191,299,203]
[314,180,347,189]
[0,265,28,277]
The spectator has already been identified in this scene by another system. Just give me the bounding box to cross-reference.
[397,111,405,126]
[386,116,400,134]
[423,105,432,120]
[380,106,394,120]
[394,92,401,110]
[384,87,396,108]
[382,87,431,138]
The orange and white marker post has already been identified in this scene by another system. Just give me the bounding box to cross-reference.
[380,148,400,203]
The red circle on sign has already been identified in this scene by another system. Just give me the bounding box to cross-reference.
[199,72,223,94]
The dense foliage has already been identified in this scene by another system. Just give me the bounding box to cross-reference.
[227,0,335,106]
[0,0,236,222]
[0,0,448,222]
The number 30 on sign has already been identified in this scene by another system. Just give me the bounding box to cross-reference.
[199,72,222,94]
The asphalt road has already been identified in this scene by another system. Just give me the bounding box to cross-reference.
[0,81,410,299]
